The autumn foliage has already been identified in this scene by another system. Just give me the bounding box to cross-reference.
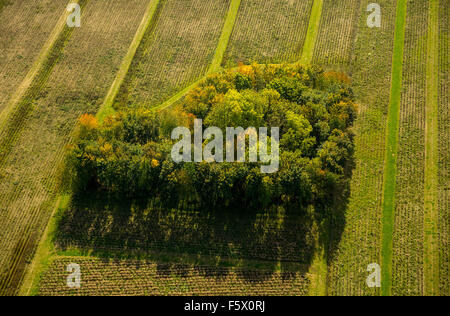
[67,64,357,213]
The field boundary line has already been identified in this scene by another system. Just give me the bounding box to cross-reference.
[424,0,440,296]
[300,0,323,65]
[381,0,407,296]
[97,0,160,122]
[0,0,78,131]
[207,0,241,74]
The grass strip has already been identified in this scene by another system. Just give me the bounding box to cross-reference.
[300,0,323,65]
[381,0,407,296]
[97,0,160,122]
[207,0,241,74]
[424,0,440,296]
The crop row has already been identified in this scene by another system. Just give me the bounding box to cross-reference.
[223,0,314,66]
[312,0,360,68]
[323,0,398,296]
[0,0,150,295]
[38,257,310,296]
[0,0,68,114]
[391,0,429,296]
[438,0,449,296]
[113,0,230,109]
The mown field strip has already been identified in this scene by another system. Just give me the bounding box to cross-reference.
[97,0,160,122]
[207,0,241,74]
[326,0,397,296]
[0,0,88,168]
[300,0,323,65]
[0,0,77,132]
[19,195,69,296]
[0,0,150,295]
[438,0,449,295]
[424,0,440,296]
[391,0,428,296]
[381,0,407,296]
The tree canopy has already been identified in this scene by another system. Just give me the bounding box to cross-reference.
[67,63,357,213]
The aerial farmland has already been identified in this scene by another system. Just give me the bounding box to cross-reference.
[0,0,447,299]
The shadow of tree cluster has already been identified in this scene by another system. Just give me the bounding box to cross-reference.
[55,173,351,283]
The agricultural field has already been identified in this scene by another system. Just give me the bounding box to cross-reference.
[0,0,448,298]
[113,0,231,109]
[0,0,68,114]
[438,0,449,295]
[38,257,310,296]
[391,0,428,296]
[0,0,150,295]
[312,0,360,68]
[223,0,314,65]
[316,0,397,296]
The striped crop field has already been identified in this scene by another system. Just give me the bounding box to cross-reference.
[318,0,397,296]
[113,0,231,109]
[390,0,428,296]
[312,0,360,68]
[438,0,449,296]
[0,0,68,115]
[223,0,314,65]
[0,0,150,295]
[0,0,447,298]
[38,257,310,296]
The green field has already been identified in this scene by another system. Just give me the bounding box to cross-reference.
[0,0,447,296]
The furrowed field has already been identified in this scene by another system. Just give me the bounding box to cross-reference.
[315,0,397,296]
[312,0,360,68]
[38,257,310,296]
[114,0,231,109]
[0,0,447,297]
[0,0,149,295]
[438,0,449,296]
[391,0,428,296]
[0,0,68,114]
[223,0,313,65]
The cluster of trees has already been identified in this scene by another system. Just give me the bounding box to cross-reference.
[67,63,357,212]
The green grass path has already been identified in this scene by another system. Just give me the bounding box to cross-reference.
[299,0,326,296]
[207,0,241,74]
[381,0,407,296]
[424,0,440,296]
[300,0,323,65]
[97,0,160,121]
